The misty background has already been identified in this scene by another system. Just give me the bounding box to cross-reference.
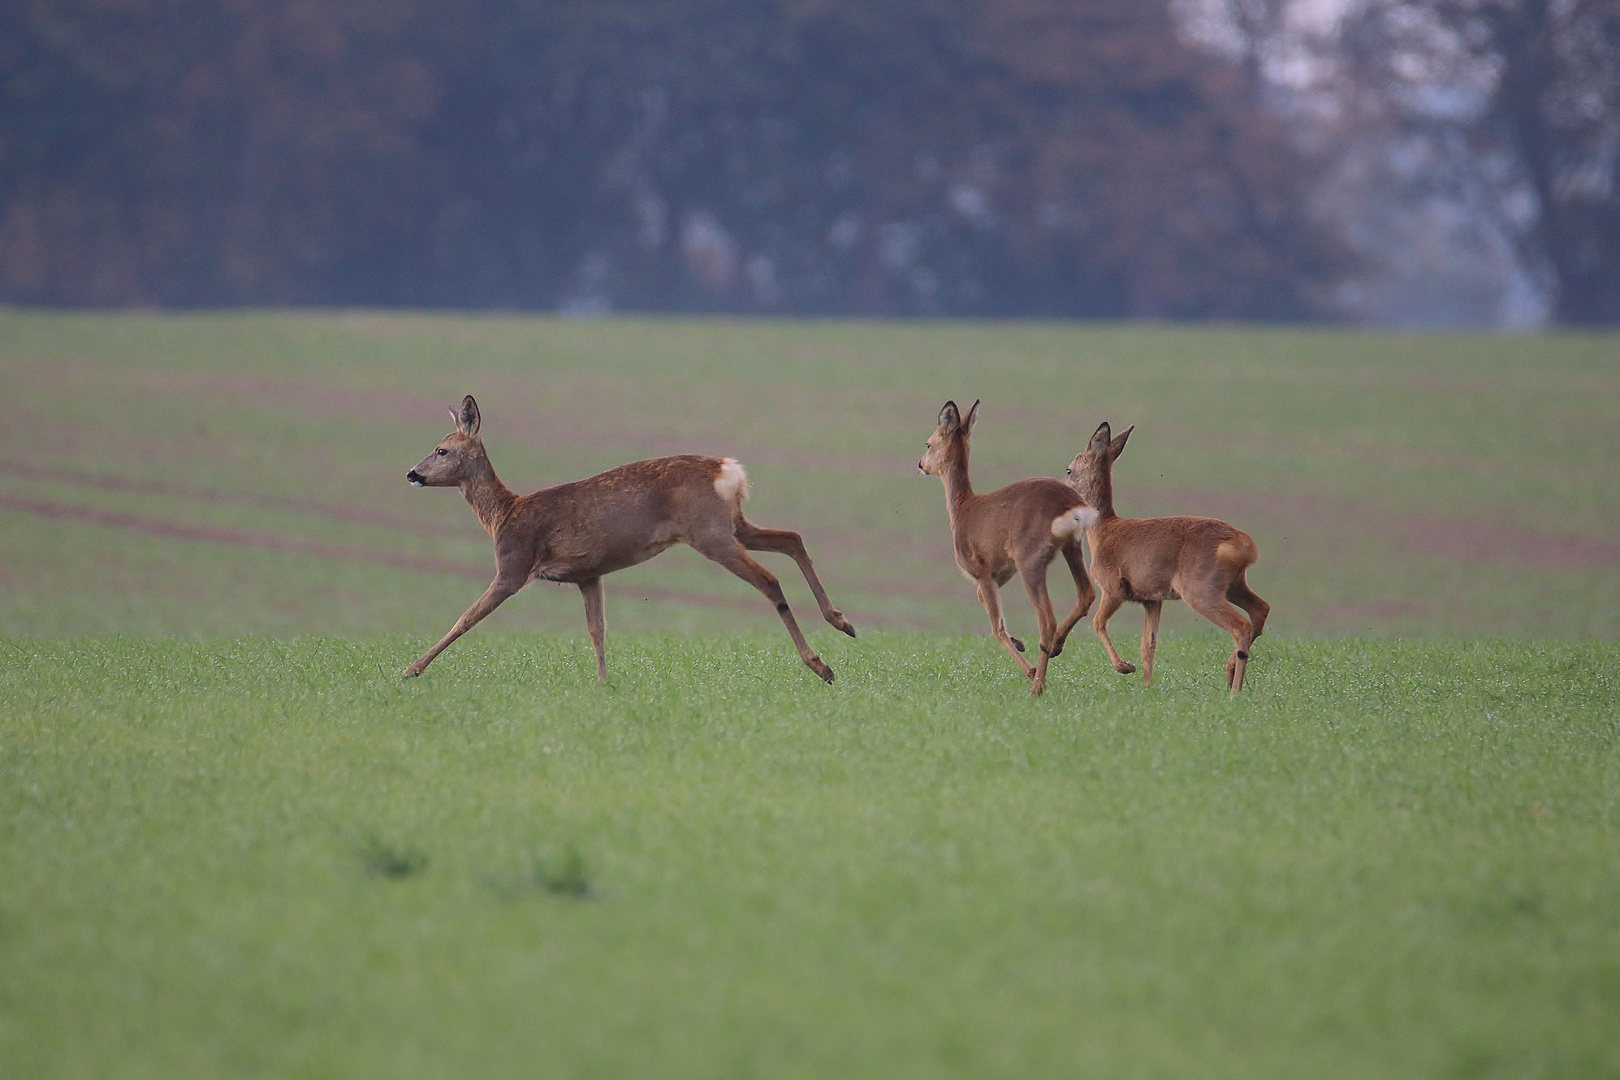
[1,0,1615,326]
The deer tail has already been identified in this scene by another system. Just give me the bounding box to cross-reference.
[714,458,750,505]
[1215,532,1258,570]
[1052,506,1099,539]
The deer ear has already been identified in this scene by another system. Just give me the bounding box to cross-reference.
[1088,422,1112,455]
[1109,425,1133,461]
[939,401,962,432]
[964,399,980,432]
[458,395,481,438]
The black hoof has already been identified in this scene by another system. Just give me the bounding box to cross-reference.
[1010,636,1026,652]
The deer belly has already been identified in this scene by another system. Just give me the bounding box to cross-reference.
[1119,576,1179,602]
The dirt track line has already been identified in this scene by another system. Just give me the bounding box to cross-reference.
[0,494,809,617]
[8,463,465,537]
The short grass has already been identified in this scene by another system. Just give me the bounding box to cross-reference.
[2,311,1617,640]
[3,632,1617,1078]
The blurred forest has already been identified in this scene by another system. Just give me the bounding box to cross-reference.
[1,0,1615,323]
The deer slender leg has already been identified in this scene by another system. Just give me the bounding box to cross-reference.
[1092,590,1136,675]
[1226,574,1269,640]
[691,537,834,683]
[404,577,520,678]
[1182,588,1254,697]
[579,577,608,682]
[735,520,857,637]
[976,579,1036,679]
[1017,557,1061,697]
[1048,539,1094,658]
[1140,600,1163,686]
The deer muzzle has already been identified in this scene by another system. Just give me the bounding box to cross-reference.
[406,470,426,487]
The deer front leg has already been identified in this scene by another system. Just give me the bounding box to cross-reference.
[1047,539,1094,658]
[976,579,1037,680]
[579,577,608,682]
[1092,590,1136,674]
[1140,600,1162,686]
[404,577,520,678]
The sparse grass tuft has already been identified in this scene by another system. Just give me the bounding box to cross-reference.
[359,836,429,879]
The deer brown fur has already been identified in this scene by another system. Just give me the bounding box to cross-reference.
[920,400,1094,695]
[1065,422,1269,695]
[403,395,855,682]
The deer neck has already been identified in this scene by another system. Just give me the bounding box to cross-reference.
[460,455,517,537]
[1089,466,1118,522]
[942,444,977,524]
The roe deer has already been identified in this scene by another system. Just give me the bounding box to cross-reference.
[1065,422,1269,695]
[403,396,856,682]
[919,400,1094,696]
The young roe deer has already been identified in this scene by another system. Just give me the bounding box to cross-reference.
[919,400,1094,696]
[1065,422,1269,695]
[403,396,856,682]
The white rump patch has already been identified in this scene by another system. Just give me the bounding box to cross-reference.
[714,458,750,504]
[1052,506,1099,538]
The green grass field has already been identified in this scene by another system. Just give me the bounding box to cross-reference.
[2,312,1618,1076]
[1,311,1616,638]
[3,634,1617,1079]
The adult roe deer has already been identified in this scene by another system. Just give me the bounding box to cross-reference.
[919,400,1094,696]
[403,396,856,682]
[1065,422,1269,695]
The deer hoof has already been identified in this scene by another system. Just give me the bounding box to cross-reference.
[829,611,857,637]
[809,658,835,683]
[401,666,422,680]
[1114,661,1137,675]
[1029,678,1047,697]
[1010,636,1026,653]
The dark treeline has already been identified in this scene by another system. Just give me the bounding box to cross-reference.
[3,0,1615,321]
[0,0,1347,317]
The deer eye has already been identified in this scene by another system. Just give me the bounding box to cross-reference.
[436,448,448,456]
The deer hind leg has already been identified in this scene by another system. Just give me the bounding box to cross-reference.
[1226,573,1270,640]
[691,536,834,683]
[404,576,521,678]
[1017,557,1063,697]
[1140,601,1163,686]
[579,578,608,682]
[976,578,1037,681]
[1182,587,1254,697]
[734,519,856,637]
[1047,539,1094,659]
[1092,589,1136,675]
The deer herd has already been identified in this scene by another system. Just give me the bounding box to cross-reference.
[405,395,1268,697]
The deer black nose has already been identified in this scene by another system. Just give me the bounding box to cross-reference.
[406,470,424,486]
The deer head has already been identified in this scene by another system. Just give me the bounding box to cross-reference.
[407,395,485,487]
[919,399,978,476]
[1065,421,1132,512]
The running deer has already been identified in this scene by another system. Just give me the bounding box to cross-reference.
[919,400,1094,696]
[1065,422,1269,695]
[403,396,856,682]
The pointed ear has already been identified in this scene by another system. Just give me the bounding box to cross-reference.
[1109,425,1133,461]
[964,399,980,432]
[1088,422,1112,456]
[938,400,961,432]
[457,395,481,438]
